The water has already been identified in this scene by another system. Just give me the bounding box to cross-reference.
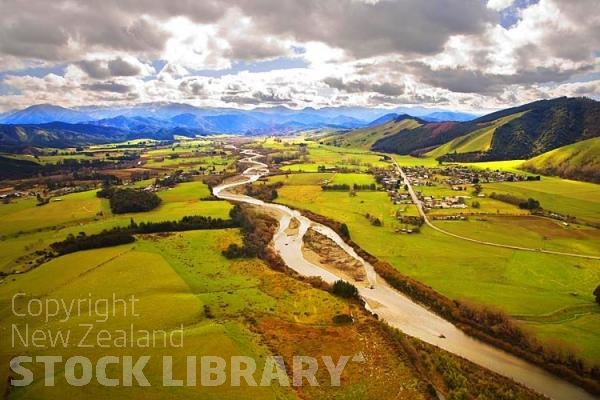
[213,150,596,400]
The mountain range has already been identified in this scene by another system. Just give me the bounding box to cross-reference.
[1,98,598,182]
[0,103,477,150]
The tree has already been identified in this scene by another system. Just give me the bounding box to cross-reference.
[340,223,350,239]
[594,285,600,305]
[332,280,359,299]
[473,183,482,195]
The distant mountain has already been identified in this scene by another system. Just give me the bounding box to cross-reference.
[521,137,600,183]
[422,111,476,122]
[372,97,600,161]
[0,102,488,148]
[0,104,92,124]
[367,113,400,127]
[0,122,131,150]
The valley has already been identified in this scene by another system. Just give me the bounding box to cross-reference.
[0,129,598,399]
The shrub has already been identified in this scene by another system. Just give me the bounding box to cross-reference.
[332,280,359,299]
[332,314,353,325]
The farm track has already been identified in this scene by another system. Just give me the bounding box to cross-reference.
[392,158,600,261]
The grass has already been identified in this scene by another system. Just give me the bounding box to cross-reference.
[426,112,526,159]
[434,215,600,256]
[277,142,391,172]
[522,137,600,182]
[461,159,527,174]
[0,181,232,274]
[320,118,422,150]
[0,235,295,399]
[483,177,600,224]
[0,227,431,399]
[271,174,600,363]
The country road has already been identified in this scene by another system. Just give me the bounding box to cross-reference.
[392,159,600,261]
[213,150,596,400]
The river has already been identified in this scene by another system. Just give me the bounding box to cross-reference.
[213,150,596,400]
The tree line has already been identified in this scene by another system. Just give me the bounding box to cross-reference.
[321,183,377,191]
[51,215,238,256]
[489,192,541,210]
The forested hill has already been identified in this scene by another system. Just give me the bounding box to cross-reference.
[371,97,600,161]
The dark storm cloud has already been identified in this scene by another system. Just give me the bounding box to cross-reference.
[79,61,111,80]
[77,57,142,79]
[234,0,496,57]
[0,0,494,62]
[83,82,132,93]
[324,77,405,96]
[0,1,169,61]
[407,62,593,94]
[78,58,143,79]
[108,58,142,76]
[0,18,70,60]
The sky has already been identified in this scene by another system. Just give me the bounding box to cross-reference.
[0,0,598,113]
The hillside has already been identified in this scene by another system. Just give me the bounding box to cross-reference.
[372,97,600,161]
[521,137,600,183]
[0,122,131,150]
[426,112,526,158]
[0,155,42,179]
[372,120,476,154]
[320,115,424,149]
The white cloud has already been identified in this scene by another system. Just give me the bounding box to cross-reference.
[487,0,515,11]
[0,0,598,112]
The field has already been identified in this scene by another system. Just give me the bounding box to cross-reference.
[483,177,600,224]
[0,180,233,274]
[0,228,432,399]
[267,170,600,363]
[278,142,391,172]
[0,135,597,398]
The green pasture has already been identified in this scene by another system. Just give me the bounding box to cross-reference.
[272,178,600,363]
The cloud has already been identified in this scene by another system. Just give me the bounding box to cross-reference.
[77,57,151,80]
[83,82,133,94]
[407,62,592,94]
[0,1,168,62]
[234,0,495,58]
[0,0,598,111]
[487,0,515,11]
[108,58,143,77]
[324,77,405,96]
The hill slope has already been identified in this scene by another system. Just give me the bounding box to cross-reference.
[521,137,600,183]
[0,122,133,150]
[0,155,42,179]
[321,115,424,149]
[426,112,526,158]
[372,97,600,160]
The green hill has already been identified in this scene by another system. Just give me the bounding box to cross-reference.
[521,137,600,183]
[372,97,600,161]
[426,112,526,159]
[320,115,423,149]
